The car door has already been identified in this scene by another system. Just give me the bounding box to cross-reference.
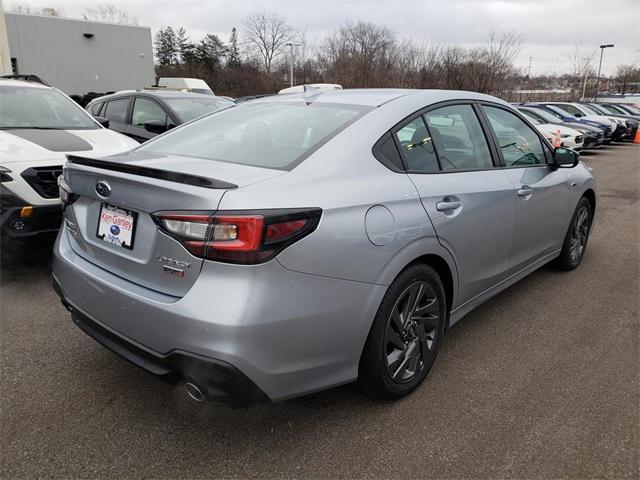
[480,104,571,273]
[101,97,131,135]
[399,103,517,306]
[127,96,176,142]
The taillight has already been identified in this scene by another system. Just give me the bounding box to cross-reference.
[152,209,321,264]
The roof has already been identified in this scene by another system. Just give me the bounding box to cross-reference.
[0,78,51,89]
[251,88,508,108]
[5,11,151,29]
[87,90,221,103]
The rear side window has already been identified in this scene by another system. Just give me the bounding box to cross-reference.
[374,133,404,171]
[103,98,130,123]
[482,106,546,167]
[423,105,493,171]
[138,102,370,170]
[394,117,439,173]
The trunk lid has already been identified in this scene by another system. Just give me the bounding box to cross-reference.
[63,152,284,297]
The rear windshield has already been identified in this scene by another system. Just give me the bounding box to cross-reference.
[137,102,370,170]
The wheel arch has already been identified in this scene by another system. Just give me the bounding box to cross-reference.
[582,188,596,216]
[405,254,455,328]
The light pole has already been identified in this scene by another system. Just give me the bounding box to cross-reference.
[581,57,592,101]
[285,42,300,88]
[594,44,614,102]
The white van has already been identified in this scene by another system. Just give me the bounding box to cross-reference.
[157,78,214,95]
[278,83,342,95]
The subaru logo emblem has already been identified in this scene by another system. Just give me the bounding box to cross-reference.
[95,180,111,199]
[110,225,120,235]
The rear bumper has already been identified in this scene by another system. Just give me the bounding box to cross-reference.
[53,275,268,406]
[52,228,385,402]
[1,185,61,243]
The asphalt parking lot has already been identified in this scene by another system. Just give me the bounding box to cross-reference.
[1,143,638,479]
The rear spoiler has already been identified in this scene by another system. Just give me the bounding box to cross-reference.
[66,155,238,190]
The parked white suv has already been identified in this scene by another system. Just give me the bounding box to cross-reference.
[0,78,138,245]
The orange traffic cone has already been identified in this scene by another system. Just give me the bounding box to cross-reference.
[634,127,640,144]
[553,129,562,148]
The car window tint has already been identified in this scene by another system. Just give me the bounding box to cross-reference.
[423,104,493,171]
[376,134,404,170]
[132,97,167,128]
[483,106,546,167]
[394,117,439,173]
[91,102,103,116]
[103,98,130,123]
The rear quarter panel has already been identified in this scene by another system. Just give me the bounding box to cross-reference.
[216,96,462,302]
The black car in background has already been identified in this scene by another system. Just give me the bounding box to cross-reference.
[86,90,233,142]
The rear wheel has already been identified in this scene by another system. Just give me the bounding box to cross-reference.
[359,264,447,399]
[554,196,592,271]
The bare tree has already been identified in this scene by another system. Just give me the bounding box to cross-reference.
[615,64,640,94]
[242,13,292,73]
[319,21,395,87]
[82,5,138,25]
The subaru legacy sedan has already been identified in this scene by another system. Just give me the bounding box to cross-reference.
[53,89,596,406]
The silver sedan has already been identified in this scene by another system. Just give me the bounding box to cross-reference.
[53,89,596,405]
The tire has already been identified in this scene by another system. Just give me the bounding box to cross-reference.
[359,263,447,399]
[554,196,593,271]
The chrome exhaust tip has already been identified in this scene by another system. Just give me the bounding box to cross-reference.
[185,382,205,402]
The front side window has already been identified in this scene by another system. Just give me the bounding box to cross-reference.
[483,106,546,167]
[0,85,98,129]
[580,104,604,116]
[601,104,624,115]
[165,97,233,122]
[103,98,130,123]
[423,104,493,171]
[90,102,104,116]
[138,102,369,170]
[620,104,640,115]
[522,107,558,124]
[132,97,168,128]
[520,112,541,125]
[394,117,439,173]
[555,103,584,117]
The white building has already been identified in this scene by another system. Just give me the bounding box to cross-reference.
[0,7,154,96]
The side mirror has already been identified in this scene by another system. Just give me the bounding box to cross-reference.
[94,116,109,128]
[143,120,167,134]
[553,147,579,168]
[574,112,584,118]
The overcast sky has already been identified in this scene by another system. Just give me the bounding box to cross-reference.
[5,0,639,75]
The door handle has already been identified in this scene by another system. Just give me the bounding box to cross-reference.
[436,198,462,211]
[517,186,533,197]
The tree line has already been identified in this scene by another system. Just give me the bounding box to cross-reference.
[154,14,527,98]
[154,13,640,100]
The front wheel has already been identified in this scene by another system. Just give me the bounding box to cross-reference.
[554,196,593,271]
[359,264,447,399]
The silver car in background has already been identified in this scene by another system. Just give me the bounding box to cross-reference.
[53,89,596,405]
